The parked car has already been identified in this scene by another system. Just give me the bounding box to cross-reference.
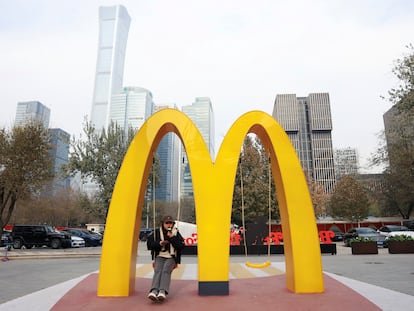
[403,220,414,230]
[69,235,85,248]
[343,227,387,247]
[378,225,411,237]
[1,230,12,247]
[329,227,344,242]
[139,228,153,241]
[61,228,102,247]
[387,231,414,239]
[11,225,72,249]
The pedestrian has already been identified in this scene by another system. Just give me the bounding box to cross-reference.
[146,215,185,302]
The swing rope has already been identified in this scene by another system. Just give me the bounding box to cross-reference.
[241,157,272,269]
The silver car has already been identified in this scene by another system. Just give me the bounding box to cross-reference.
[344,227,387,247]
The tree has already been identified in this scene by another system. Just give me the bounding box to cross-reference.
[386,44,414,112]
[307,178,330,218]
[63,120,136,218]
[64,120,161,219]
[232,135,278,225]
[328,176,369,222]
[372,45,414,219]
[0,122,54,236]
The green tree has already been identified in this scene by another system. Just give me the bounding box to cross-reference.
[0,122,54,236]
[64,121,135,218]
[64,120,161,219]
[232,135,278,225]
[372,45,414,219]
[328,176,369,222]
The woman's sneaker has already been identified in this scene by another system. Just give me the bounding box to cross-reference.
[157,290,167,302]
[147,290,158,301]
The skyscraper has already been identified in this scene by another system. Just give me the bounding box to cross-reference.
[181,97,215,197]
[15,101,50,128]
[334,147,359,179]
[48,128,71,193]
[272,93,336,192]
[90,5,131,131]
[14,101,70,193]
[154,105,181,203]
[110,86,154,135]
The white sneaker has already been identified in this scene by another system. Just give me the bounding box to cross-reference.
[157,290,167,301]
[148,291,158,301]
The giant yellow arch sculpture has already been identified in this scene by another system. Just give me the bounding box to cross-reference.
[97,109,324,297]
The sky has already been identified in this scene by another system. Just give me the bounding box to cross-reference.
[1,0,413,173]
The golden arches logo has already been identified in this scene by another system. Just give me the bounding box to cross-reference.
[97,109,324,297]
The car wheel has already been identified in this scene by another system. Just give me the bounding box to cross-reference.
[25,244,33,249]
[51,239,61,249]
[13,239,23,249]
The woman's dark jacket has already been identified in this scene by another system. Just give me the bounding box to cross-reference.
[146,228,185,264]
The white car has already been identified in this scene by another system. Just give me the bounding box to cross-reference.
[378,225,411,237]
[387,231,414,239]
[70,235,85,248]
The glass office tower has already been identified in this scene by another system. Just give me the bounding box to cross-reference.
[110,86,154,136]
[49,128,71,192]
[90,5,131,131]
[154,105,181,203]
[272,93,336,193]
[181,97,215,198]
[15,101,50,128]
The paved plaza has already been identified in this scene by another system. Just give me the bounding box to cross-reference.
[1,243,413,310]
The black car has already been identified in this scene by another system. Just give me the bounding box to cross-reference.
[61,228,102,247]
[329,227,344,242]
[11,225,72,249]
[139,228,153,241]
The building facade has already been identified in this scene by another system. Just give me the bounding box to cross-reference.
[272,93,336,192]
[153,105,181,203]
[48,128,71,192]
[334,147,359,179]
[90,5,131,131]
[15,101,50,128]
[181,97,215,198]
[110,86,154,135]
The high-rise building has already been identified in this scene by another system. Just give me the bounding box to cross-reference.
[15,101,50,128]
[90,5,131,131]
[14,102,70,193]
[334,147,359,179]
[154,105,181,203]
[272,93,336,192]
[48,128,71,192]
[181,97,215,197]
[110,86,154,135]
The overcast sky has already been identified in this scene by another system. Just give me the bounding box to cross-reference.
[1,0,413,173]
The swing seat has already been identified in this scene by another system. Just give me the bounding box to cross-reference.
[245,260,271,269]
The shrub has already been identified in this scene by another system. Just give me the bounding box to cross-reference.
[386,235,414,242]
[350,237,374,244]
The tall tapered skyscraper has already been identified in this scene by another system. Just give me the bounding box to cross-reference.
[90,5,131,131]
[272,93,336,192]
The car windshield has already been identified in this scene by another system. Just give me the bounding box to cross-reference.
[356,228,376,234]
[45,226,55,233]
[389,226,409,231]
